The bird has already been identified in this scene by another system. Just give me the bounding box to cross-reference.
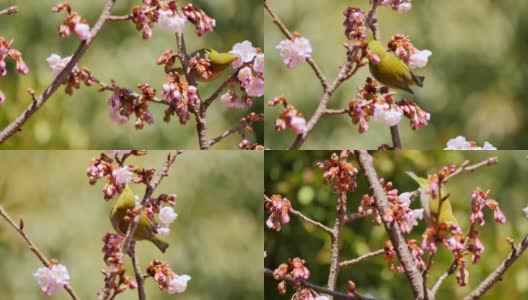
[110,184,169,253]
[406,171,458,227]
[177,48,238,82]
[367,40,424,94]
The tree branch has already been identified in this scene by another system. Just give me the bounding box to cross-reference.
[0,206,79,300]
[129,242,146,300]
[264,268,381,300]
[0,0,118,144]
[355,150,425,299]
[327,191,347,298]
[203,72,238,109]
[444,157,499,182]
[464,234,528,300]
[339,249,384,269]
[264,194,333,235]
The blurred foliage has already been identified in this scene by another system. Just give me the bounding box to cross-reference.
[264,0,528,149]
[0,0,263,149]
[265,150,528,299]
[0,150,263,299]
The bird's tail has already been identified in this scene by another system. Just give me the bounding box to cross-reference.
[413,74,425,87]
[151,236,169,253]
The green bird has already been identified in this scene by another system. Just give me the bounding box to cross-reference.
[367,40,425,94]
[406,171,458,227]
[110,184,169,253]
[178,48,238,82]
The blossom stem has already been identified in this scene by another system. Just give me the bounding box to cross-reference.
[390,125,402,149]
[339,249,384,268]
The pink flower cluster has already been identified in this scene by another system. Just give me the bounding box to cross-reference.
[273,257,310,291]
[316,151,359,193]
[346,78,430,134]
[268,96,307,135]
[471,188,506,226]
[387,34,431,69]
[107,82,155,129]
[52,2,91,41]
[276,35,312,68]
[182,4,216,36]
[343,7,367,41]
[86,151,152,200]
[161,74,199,124]
[222,41,264,108]
[33,262,71,296]
[127,1,215,39]
[146,260,191,294]
[265,194,291,231]
[100,233,138,294]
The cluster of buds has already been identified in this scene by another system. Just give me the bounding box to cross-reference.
[146,260,191,294]
[346,78,430,133]
[316,151,358,193]
[387,34,431,69]
[383,240,425,272]
[385,188,423,234]
[276,34,312,69]
[182,4,216,36]
[107,82,155,129]
[99,233,138,296]
[239,139,265,150]
[126,1,214,39]
[343,7,367,41]
[235,112,265,144]
[268,96,307,135]
[265,194,291,231]
[161,73,199,124]
[86,150,152,200]
[0,37,29,103]
[471,188,506,226]
[51,2,91,41]
[33,261,71,297]
[188,54,213,81]
[273,257,310,294]
[222,41,264,108]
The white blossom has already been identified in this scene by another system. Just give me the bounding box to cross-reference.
[409,49,432,69]
[159,206,178,225]
[276,37,312,68]
[46,54,72,76]
[157,9,187,34]
[34,264,70,296]
[373,103,402,127]
[112,166,133,185]
[167,274,191,294]
[231,41,257,68]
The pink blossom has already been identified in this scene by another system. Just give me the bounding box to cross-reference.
[276,37,312,68]
[112,166,132,185]
[230,41,257,68]
[290,116,306,134]
[34,264,70,296]
[167,274,191,294]
[74,23,91,40]
[246,77,264,97]
[254,54,264,74]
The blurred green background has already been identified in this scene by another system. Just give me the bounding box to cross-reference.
[265,151,528,299]
[264,0,528,149]
[0,150,263,299]
[0,0,263,149]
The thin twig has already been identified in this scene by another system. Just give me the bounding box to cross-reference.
[324,108,349,115]
[444,157,499,182]
[129,242,146,300]
[0,206,80,300]
[355,150,425,299]
[344,212,366,223]
[339,249,384,268]
[264,194,333,234]
[264,268,380,300]
[0,0,118,144]
[203,72,237,109]
[390,125,401,149]
[464,234,528,300]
